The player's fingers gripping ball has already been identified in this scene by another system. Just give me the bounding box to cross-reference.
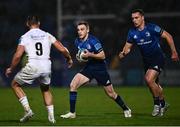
[76,49,88,62]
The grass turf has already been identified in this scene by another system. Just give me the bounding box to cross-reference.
[0,86,180,126]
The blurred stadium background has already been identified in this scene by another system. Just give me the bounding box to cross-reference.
[0,0,180,87]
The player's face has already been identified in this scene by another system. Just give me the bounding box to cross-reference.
[131,12,144,28]
[77,24,89,40]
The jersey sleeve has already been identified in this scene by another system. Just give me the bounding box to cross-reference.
[92,39,103,53]
[18,36,25,46]
[126,30,134,44]
[151,24,164,36]
[47,32,57,44]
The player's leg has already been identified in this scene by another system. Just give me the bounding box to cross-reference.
[11,80,31,112]
[157,82,169,116]
[103,84,131,118]
[156,79,165,107]
[40,85,55,123]
[60,73,90,118]
[13,65,36,122]
[39,73,55,123]
[94,69,131,118]
[145,69,161,116]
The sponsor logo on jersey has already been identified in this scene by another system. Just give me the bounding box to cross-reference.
[86,44,91,49]
[145,32,151,37]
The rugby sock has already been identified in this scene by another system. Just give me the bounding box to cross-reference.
[160,99,165,107]
[115,95,129,111]
[70,91,77,113]
[46,105,54,116]
[153,96,160,106]
[19,96,30,112]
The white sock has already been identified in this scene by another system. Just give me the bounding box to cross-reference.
[46,105,54,117]
[19,96,30,112]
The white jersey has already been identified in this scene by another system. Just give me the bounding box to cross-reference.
[19,28,56,73]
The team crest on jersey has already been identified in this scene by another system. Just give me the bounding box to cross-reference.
[145,32,151,37]
[86,44,91,49]
[154,26,161,32]
[133,35,138,39]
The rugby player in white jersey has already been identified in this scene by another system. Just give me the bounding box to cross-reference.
[5,15,73,123]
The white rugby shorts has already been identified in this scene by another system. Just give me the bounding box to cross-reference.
[14,64,51,85]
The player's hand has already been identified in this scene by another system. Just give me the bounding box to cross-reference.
[66,59,73,68]
[81,49,90,58]
[5,68,12,77]
[171,51,179,62]
[76,53,81,61]
[119,51,125,60]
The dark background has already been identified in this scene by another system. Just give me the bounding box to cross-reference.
[0,0,180,87]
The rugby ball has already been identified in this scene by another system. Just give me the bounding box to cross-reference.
[77,49,88,62]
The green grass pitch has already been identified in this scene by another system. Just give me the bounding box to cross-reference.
[0,86,180,126]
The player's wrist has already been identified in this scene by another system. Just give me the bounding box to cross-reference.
[66,56,72,61]
[120,52,126,57]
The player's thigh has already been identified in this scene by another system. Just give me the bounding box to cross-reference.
[103,84,116,95]
[70,73,90,90]
[14,64,39,85]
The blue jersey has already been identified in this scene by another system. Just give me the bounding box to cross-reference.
[74,34,105,64]
[75,34,111,86]
[127,23,165,64]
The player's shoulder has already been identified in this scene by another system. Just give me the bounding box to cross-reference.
[146,23,159,29]
[128,27,137,35]
[21,30,30,40]
[88,34,100,44]
[146,23,162,33]
[89,34,99,41]
[23,28,45,36]
[74,37,80,44]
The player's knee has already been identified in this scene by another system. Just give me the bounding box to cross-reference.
[144,76,153,85]
[108,92,116,99]
[70,84,78,91]
[11,80,20,88]
[106,90,117,99]
[40,85,49,92]
[159,86,163,92]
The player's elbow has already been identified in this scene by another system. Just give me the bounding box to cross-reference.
[99,51,105,59]
[101,55,105,59]
[163,31,173,41]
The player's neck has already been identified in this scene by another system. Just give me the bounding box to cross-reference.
[81,34,89,42]
[137,21,145,31]
[30,25,40,29]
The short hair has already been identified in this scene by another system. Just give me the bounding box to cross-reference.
[131,9,144,16]
[26,15,40,26]
[76,20,89,29]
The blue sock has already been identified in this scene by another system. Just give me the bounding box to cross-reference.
[70,91,77,113]
[115,95,129,111]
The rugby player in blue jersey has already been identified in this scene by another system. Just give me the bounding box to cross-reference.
[119,9,179,116]
[61,21,131,118]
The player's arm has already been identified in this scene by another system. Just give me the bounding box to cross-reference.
[161,31,179,61]
[53,41,73,68]
[83,50,105,60]
[5,45,25,77]
[118,42,133,59]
